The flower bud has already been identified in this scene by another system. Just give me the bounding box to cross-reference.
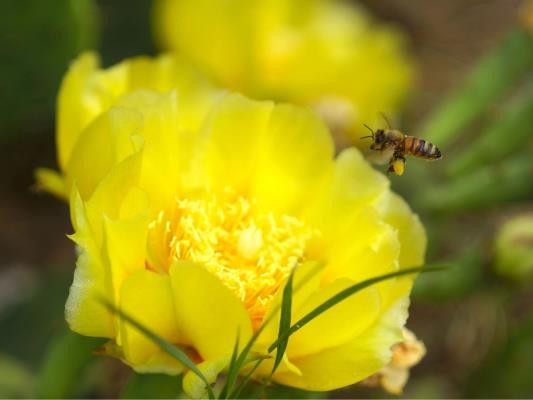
[494,215,533,281]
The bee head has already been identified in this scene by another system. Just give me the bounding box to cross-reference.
[362,124,387,148]
[374,129,386,144]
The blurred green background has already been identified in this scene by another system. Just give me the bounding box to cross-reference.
[1,0,533,398]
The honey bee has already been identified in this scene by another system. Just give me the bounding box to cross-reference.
[361,118,442,176]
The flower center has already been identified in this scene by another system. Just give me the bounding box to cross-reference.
[147,188,315,325]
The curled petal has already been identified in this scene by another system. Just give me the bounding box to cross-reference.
[169,261,253,360]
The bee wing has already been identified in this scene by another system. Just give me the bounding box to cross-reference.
[367,147,395,165]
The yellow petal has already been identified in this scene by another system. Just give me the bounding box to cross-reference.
[257,261,325,347]
[65,184,114,337]
[200,93,273,194]
[126,54,221,132]
[251,103,334,214]
[119,269,181,366]
[273,294,409,391]
[317,208,400,286]
[65,151,145,338]
[114,90,185,212]
[130,351,185,375]
[378,192,426,269]
[65,246,115,338]
[69,184,88,237]
[256,262,381,370]
[57,52,101,170]
[65,106,143,200]
[34,168,67,200]
[302,148,400,286]
[199,95,334,215]
[253,352,303,379]
[58,53,129,170]
[286,279,381,359]
[84,148,144,246]
[303,148,389,239]
[169,261,252,360]
[103,188,150,307]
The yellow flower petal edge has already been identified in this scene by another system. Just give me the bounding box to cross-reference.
[153,0,415,141]
[36,51,220,200]
[361,328,426,395]
[56,53,426,391]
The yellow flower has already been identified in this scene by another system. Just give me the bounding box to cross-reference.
[41,53,425,393]
[153,0,414,142]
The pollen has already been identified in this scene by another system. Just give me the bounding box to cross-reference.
[148,188,316,325]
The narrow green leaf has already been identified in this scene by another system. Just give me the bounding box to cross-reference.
[224,261,324,395]
[218,331,240,399]
[268,266,444,353]
[446,88,533,177]
[272,272,294,374]
[219,315,275,399]
[101,299,215,400]
[229,358,265,399]
[220,263,323,397]
[419,27,533,148]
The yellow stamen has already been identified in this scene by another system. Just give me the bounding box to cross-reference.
[148,188,316,324]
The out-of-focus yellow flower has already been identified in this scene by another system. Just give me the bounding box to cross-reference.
[153,0,414,143]
[40,53,425,393]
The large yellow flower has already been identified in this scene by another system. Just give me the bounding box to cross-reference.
[153,0,414,142]
[39,53,425,393]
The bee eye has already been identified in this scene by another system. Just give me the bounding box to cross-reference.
[375,131,384,143]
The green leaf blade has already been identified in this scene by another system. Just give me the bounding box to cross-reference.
[268,266,445,353]
[229,358,265,399]
[272,272,294,375]
[419,27,533,148]
[218,331,240,399]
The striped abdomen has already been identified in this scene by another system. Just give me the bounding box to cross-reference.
[404,136,441,160]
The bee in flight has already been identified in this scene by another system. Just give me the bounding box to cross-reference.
[361,117,442,176]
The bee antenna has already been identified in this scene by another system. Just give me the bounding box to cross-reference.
[379,112,392,129]
[362,124,374,139]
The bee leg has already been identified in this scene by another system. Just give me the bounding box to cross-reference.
[388,152,406,176]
